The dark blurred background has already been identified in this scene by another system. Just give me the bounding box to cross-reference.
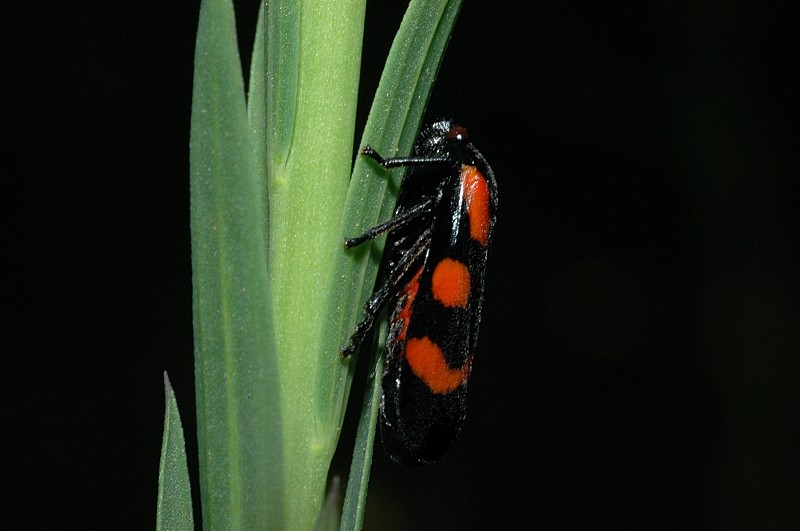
[3,1,797,528]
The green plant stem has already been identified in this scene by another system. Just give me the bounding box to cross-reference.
[264,0,366,527]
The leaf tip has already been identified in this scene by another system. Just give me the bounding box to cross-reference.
[163,370,173,396]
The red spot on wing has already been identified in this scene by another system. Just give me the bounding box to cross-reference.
[406,336,472,394]
[393,268,422,342]
[431,258,470,308]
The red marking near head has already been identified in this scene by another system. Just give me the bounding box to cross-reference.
[461,165,491,246]
[447,125,469,141]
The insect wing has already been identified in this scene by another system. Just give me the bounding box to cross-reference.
[380,156,496,465]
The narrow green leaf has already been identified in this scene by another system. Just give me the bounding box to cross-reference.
[248,0,269,257]
[340,330,385,531]
[156,372,194,531]
[190,0,278,528]
[265,0,300,168]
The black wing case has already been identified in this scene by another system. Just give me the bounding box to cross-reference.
[380,148,497,465]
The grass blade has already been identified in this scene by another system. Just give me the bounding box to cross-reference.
[340,331,385,531]
[190,0,277,527]
[156,372,194,531]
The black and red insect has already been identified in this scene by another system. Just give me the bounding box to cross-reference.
[343,119,498,465]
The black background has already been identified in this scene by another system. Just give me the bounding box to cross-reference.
[4,1,798,528]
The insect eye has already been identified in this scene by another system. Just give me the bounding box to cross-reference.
[447,125,468,141]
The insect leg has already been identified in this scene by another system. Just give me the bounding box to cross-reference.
[341,227,432,356]
[362,145,450,169]
[344,196,435,249]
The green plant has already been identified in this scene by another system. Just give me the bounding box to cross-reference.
[157,0,463,528]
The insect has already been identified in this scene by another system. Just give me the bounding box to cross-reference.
[343,119,498,465]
